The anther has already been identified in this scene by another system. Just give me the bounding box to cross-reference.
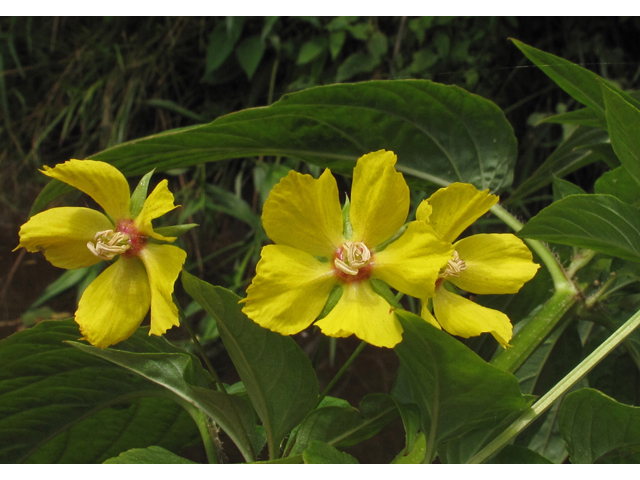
[441,250,467,278]
[87,229,131,260]
[334,241,371,276]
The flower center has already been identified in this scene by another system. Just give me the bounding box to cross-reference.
[87,220,147,260]
[440,250,467,278]
[334,241,373,282]
[87,230,131,261]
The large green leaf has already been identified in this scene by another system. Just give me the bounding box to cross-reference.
[290,393,398,455]
[511,39,640,123]
[595,166,640,206]
[393,310,530,463]
[104,446,196,464]
[0,320,199,463]
[181,271,318,459]
[68,341,257,463]
[302,440,359,464]
[32,79,517,215]
[517,194,640,263]
[559,388,640,463]
[601,82,640,188]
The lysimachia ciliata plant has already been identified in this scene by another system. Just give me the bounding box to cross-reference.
[4,39,640,464]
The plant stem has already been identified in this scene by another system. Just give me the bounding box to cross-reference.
[191,408,221,464]
[316,340,366,409]
[490,203,581,373]
[491,285,578,373]
[468,304,640,464]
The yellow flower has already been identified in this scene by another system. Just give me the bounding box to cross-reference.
[16,160,186,348]
[241,150,452,348]
[416,183,540,347]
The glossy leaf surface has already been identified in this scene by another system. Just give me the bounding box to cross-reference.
[0,320,199,463]
[518,194,640,263]
[32,80,517,214]
[104,446,196,464]
[393,310,530,463]
[181,271,318,459]
[559,388,640,463]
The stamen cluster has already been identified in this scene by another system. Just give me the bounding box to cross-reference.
[441,250,467,278]
[87,230,130,261]
[334,241,372,276]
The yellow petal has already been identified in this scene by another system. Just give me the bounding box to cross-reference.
[450,234,540,294]
[138,243,186,336]
[134,180,179,241]
[16,207,113,269]
[75,256,151,348]
[42,159,131,222]
[420,302,442,330]
[433,284,512,347]
[417,183,498,243]
[242,245,337,335]
[373,221,453,299]
[262,169,343,258]
[350,150,410,247]
[315,281,402,348]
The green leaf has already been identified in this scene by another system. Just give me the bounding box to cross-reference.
[517,194,640,263]
[181,271,318,459]
[0,320,199,463]
[487,444,553,464]
[595,166,640,206]
[540,107,603,128]
[66,340,257,462]
[559,388,640,463]
[236,36,266,80]
[552,176,586,201]
[129,169,155,218]
[204,19,245,77]
[152,224,198,238]
[297,38,326,65]
[302,441,358,464]
[511,39,640,123]
[601,82,640,188]
[329,31,346,59]
[290,393,398,455]
[336,53,380,82]
[393,310,530,463]
[103,446,196,464]
[392,431,427,464]
[510,125,609,201]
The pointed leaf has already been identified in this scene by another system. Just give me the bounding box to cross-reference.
[393,310,530,463]
[181,271,318,459]
[518,194,640,263]
[302,440,358,464]
[559,388,640,463]
[511,39,640,122]
[601,82,640,188]
[67,340,257,462]
[32,80,517,214]
[103,446,196,464]
[0,320,199,463]
[595,166,640,206]
[290,393,398,455]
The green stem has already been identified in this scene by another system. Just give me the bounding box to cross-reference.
[468,305,640,464]
[491,286,578,373]
[190,408,221,464]
[316,340,366,408]
[490,204,581,373]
